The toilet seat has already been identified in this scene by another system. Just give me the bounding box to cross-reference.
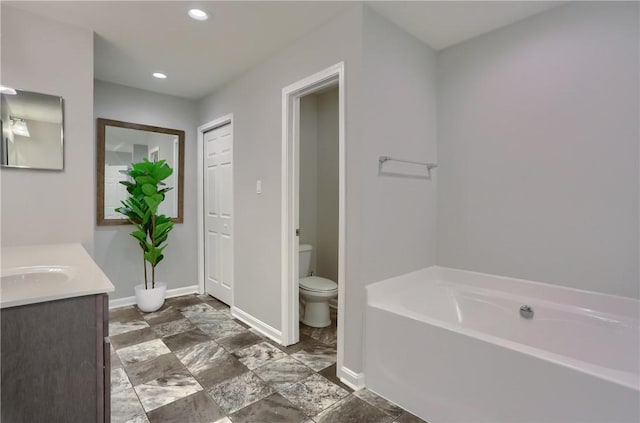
[300,276,337,293]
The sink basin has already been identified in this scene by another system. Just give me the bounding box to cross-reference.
[1,266,74,286]
[1,243,114,309]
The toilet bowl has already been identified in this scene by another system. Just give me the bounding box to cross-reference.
[300,276,338,328]
[299,244,338,328]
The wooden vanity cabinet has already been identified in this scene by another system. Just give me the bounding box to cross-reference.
[1,293,110,423]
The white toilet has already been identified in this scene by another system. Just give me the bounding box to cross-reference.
[299,244,338,328]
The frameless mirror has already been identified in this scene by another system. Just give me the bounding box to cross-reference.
[96,118,184,225]
[0,87,64,170]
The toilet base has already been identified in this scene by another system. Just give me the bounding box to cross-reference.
[301,301,331,328]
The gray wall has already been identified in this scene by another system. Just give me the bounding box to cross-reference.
[299,88,340,281]
[1,95,14,163]
[94,80,198,299]
[198,4,365,372]
[105,151,132,166]
[1,6,94,251]
[354,7,439,373]
[299,96,318,256]
[315,88,339,282]
[437,1,639,298]
[199,5,439,374]
[12,120,62,169]
[361,7,439,284]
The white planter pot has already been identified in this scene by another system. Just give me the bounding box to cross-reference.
[135,282,167,312]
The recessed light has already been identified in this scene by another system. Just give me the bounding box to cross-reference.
[153,72,167,79]
[188,8,208,21]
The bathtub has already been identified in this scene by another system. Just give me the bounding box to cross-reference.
[364,266,639,422]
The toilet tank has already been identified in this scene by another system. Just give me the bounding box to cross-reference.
[299,244,312,278]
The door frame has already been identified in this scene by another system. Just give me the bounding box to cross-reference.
[197,114,234,303]
[281,62,346,368]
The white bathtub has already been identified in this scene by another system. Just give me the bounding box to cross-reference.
[364,266,640,422]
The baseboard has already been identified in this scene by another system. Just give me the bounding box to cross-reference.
[338,365,365,391]
[166,285,200,299]
[108,285,199,309]
[109,296,136,309]
[231,306,282,344]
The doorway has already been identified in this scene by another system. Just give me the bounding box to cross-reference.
[197,115,234,306]
[298,87,340,343]
[281,63,347,383]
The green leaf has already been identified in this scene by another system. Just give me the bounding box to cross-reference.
[144,245,167,266]
[156,214,171,223]
[129,201,150,225]
[131,229,148,244]
[151,165,172,182]
[144,196,160,213]
[154,221,173,236]
[141,184,157,196]
[120,158,175,278]
[155,232,169,245]
[135,175,156,185]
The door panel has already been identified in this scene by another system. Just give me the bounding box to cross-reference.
[104,165,128,218]
[207,167,217,216]
[207,231,219,281]
[221,234,233,289]
[204,123,233,304]
[220,164,232,217]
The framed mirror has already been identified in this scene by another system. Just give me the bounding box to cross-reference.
[0,87,64,170]
[96,118,184,225]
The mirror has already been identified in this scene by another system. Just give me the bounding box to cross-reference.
[96,118,184,225]
[0,87,64,170]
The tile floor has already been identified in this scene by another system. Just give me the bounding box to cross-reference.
[110,294,426,423]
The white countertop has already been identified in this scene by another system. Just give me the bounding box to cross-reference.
[1,243,114,309]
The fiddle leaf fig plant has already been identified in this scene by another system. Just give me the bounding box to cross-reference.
[116,158,174,289]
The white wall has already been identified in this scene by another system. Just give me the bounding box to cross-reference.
[1,6,94,251]
[437,2,639,298]
[315,88,339,282]
[94,80,198,299]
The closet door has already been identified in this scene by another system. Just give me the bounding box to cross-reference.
[203,123,233,304]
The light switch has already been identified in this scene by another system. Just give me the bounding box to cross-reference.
[256,180,262,194]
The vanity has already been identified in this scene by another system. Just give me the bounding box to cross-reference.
[1,243,114,423]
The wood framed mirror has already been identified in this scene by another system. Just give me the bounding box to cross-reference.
[96,118,184,225]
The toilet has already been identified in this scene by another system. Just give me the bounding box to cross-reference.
[299,244,338,328]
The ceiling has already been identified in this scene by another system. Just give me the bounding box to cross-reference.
[5,1,562,100]
[368,1,561,51]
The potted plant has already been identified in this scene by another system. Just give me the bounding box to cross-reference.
[116,158,174,312]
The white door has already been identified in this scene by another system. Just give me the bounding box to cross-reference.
[105,165,129,218]
[204,124,233,304]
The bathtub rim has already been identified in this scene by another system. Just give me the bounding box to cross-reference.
[366,266,640,391]
[368,266,639,319]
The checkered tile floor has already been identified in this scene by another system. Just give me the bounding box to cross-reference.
[109,294,426,423]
